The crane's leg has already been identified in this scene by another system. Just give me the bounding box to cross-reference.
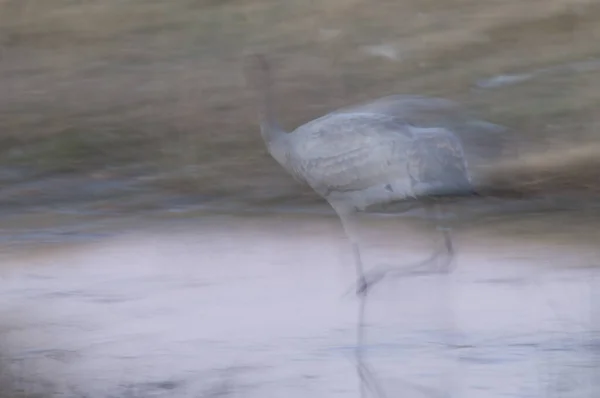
[406,201,455,275]
[431,202,455,274]
[335,210,367,397]
[353,202,455,286]
[335,209,369,296]
[332,207,387,398]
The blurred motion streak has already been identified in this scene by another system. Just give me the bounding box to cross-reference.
[0,0,599,397]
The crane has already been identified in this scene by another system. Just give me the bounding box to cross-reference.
[243,53,502,397]
[242,53,497,292]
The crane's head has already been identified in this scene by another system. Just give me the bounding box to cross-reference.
[243,52,272,94]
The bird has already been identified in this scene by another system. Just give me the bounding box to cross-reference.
[242,53,503,292]
[243,53,504,398]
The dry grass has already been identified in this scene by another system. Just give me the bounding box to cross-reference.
[0,0,599,200]
[480,141,600,197]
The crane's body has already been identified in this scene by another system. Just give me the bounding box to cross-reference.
[243,52,496,279]
[244,53,504,398]
[270,110,473,211]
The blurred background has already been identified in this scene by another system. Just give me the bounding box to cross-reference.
[0,0,599,208]
[0,0,600,397]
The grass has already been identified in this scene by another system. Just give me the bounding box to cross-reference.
[0,0,599,201]
[480,142,600,197]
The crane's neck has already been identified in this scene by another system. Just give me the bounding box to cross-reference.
[258,103,285,145]
[256,77,286,146]
[244,54,287,145]
[265,132,291,168]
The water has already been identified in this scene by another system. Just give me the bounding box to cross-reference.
[0,214,598,397]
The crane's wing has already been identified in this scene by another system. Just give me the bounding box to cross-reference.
[289,112,476,202]
[330,95,461,123]
[406,127,473,198]
[289,113,413,196]
[329,95,510,165]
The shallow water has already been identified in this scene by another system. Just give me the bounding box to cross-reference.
[0,214,598,397]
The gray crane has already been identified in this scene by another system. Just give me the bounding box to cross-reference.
[242,54,497,293]
[244,53,504,398]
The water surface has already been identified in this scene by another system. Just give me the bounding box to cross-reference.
[0,214,598,397]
